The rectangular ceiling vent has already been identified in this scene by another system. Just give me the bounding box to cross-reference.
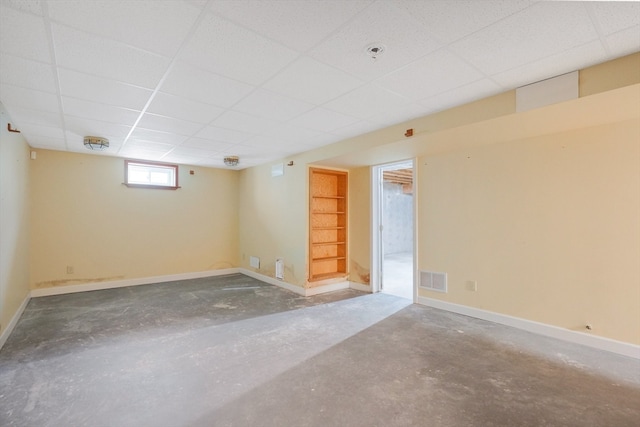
[420,271,447,293]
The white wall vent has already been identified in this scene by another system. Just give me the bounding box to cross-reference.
[249,256,260,269]
[420,271,447,293]
[275,258,284,280]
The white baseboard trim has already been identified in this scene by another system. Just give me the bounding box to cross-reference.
[240,268,306,295]
[417,296,640,360]
[239,269,351,296]
[0,292,31,351]
[349,281,372,293]
[30,268,241,298]
[305,280,350,296]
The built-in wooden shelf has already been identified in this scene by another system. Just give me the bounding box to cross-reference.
[309,167,348,283]
[311,241,346,246]
[312,256,347,262]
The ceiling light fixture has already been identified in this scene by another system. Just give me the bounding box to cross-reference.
[224,156,239,167]
[365,43,386,60]
[83,136,109,151]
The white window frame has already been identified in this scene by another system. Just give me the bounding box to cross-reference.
[124,160,179,190]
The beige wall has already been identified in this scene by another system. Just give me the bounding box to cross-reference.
[348,166,371,285]
[2,53,633,344]
[417,119,640,345]
[30,150,239,288]
[235,53,640,345]
[0,105,31,335]
[237,162,308,286]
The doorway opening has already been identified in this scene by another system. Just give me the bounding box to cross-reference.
[372,160,415,300]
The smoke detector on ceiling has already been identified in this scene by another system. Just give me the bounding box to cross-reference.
[83,136,109,151]
[365,43,386,60]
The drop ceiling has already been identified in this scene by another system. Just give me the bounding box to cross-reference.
[0,0,638,169]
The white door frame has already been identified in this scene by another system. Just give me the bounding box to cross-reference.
[371,159,417,302]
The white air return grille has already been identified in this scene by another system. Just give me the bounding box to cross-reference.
[420,271,447,293]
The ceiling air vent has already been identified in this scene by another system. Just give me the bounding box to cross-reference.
[420,271,447,293]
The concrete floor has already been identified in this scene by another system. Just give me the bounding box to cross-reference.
[1,273,639,427]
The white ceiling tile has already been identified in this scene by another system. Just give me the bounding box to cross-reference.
[196,157,226,168]
[162,155,210,167]
[289,107,360,133]
[1,1,638,170]
[119,146,170,161]
[127,128,188,146]
[1,0,43,15]
[419,78,503,113]
[0,83,59,112]
[605,25,640,58]
[209,0,372,52]
[262,123,323,144]
[4,106,60,128]
[24,135,66,150]
[65,116,131,139]
[161,61,254,108]
[147,92,224,124]
[167,145,221,159]
[47,0,201,57]
[221,143,288,161]
[122,139,174,152]
[0,54,57,93]
[242,134,303,150]
[195,125,253,145]
[179,12,298,85]
[16,122,64,139]
[396,0,535,44]
[57,69,153,110]
[301,132,342,148]
[491,41,608,90]
[62,97,140,126]
[232,89,314,122]
[366,102,433,128]
[220,144,257,156]
[0,5,50,62]
[309,1,442,81]
[137,113,204,137]
[323,84,411,120]
[52,24,170,89]
[212,110,280,134]
[450,2,599,75]
[331,120,382,140]
[376,48,484,101]
[181,137,233,152]
[263,56,363,104]
[589,2,640,36]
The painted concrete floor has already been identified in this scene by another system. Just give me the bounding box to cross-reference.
[1,274,639,427]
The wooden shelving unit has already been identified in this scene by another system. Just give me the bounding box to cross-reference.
[309,167,348,283]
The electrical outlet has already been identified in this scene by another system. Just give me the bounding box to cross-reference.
[465,280,477,292]
[66,265,74,274]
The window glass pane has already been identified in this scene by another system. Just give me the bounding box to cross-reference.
[125,161,178,188]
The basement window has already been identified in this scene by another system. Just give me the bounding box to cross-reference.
[124,160,179,189]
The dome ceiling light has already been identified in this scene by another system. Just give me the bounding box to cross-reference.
[83,136,109,151]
